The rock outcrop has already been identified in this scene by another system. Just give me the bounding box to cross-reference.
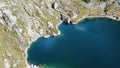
[0,0,120,68]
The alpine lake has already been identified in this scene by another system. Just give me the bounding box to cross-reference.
[27,18,120,68]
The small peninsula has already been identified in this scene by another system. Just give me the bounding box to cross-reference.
[0,0,120,68]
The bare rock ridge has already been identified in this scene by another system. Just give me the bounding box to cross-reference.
[0,0,120,68]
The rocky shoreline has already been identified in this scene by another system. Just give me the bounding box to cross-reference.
[25,15,120,68]
[25,21,62,68]
[0,0,120,68]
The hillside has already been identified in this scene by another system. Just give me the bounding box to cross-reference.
[0,0,120,68]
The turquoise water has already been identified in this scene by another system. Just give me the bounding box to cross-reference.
[27,18,120,68]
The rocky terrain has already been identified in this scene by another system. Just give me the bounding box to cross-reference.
[0,0,120,68]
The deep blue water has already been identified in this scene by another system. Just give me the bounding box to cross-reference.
[27,18,120,68]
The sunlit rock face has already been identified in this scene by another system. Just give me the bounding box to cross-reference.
[0,0,120,68]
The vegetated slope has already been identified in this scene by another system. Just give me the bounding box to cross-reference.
[0,0,120,68]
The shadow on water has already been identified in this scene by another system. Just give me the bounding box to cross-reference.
[27,18,120,68]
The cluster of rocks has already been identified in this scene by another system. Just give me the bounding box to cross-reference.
[0,0,119,68]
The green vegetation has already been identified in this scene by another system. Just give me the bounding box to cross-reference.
[0,0,119,68]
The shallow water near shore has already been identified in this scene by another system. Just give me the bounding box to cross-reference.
[27,18,120,68]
